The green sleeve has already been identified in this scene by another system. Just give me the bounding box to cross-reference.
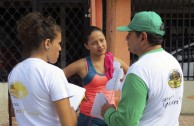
[104,73,148,126]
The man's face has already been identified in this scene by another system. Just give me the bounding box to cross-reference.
[125,31,142,55]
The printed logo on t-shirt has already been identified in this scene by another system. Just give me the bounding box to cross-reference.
[168,69,182,88]
[10,82,28,98]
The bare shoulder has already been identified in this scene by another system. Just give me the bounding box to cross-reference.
[64,58,87,78]
[114,57,123,64]
[71,58,86,66]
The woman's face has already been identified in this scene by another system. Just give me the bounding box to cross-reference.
[46,32,62,64]
[84,31,107,56]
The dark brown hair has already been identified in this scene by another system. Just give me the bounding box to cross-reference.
[83,26,104,44]
[17,11,61,57]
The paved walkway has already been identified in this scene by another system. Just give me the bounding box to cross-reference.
[179,114,194,126]
[1,114,194,126]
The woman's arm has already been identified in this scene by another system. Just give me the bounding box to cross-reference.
[54,98,77,126]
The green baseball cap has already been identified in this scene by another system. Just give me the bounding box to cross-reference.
[117,11,165,36]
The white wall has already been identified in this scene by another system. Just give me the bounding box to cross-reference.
[0,82,8,124]
[181,81,194,114]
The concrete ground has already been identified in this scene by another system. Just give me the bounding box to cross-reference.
[179,114,194,126]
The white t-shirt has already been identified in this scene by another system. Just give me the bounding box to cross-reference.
[8,58,72,126]
[128,50,184,126]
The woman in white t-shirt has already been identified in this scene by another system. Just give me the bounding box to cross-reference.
[8,12,77,126]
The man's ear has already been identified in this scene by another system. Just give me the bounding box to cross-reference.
[141,32,147,41]
[139,32,148,48]
[44,39,50,50]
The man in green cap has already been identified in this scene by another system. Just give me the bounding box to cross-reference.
[101,11,184,126]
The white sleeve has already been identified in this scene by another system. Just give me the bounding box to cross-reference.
[49,69,73,101]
